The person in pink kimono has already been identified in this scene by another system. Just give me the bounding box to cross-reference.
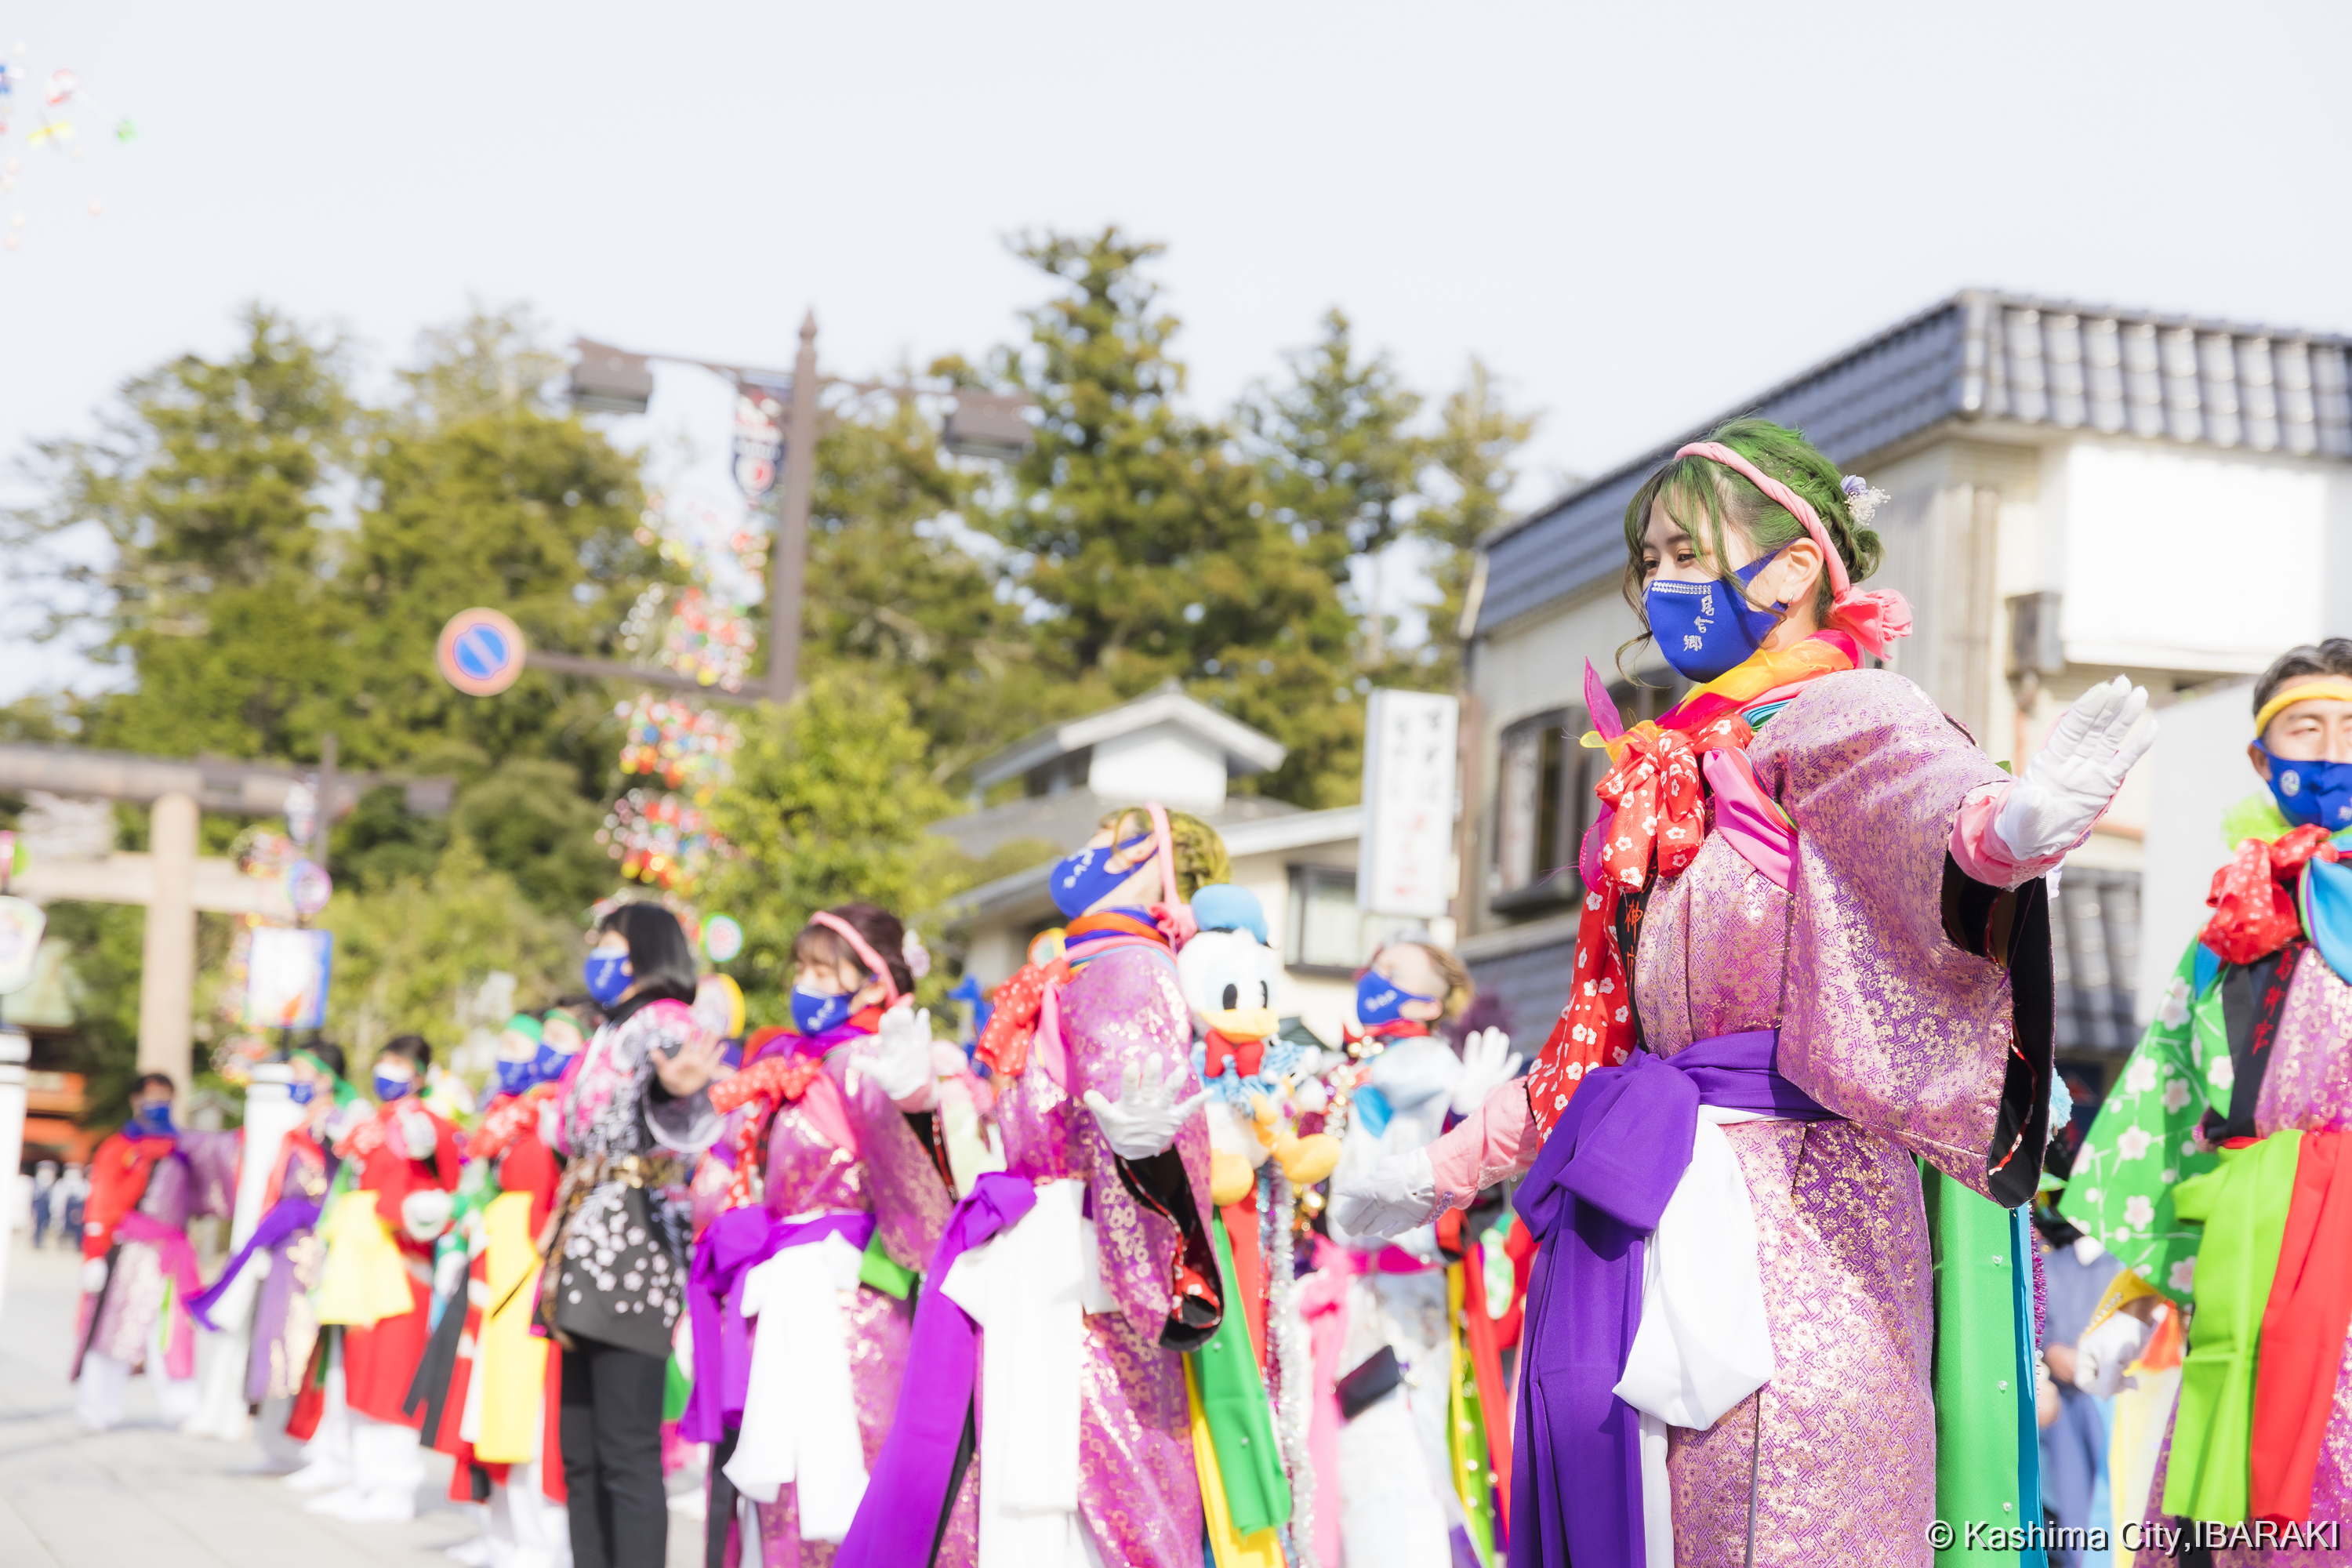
[1338,418,2154,1567]
[685,902,959,1566]
[840,803,1224,1568]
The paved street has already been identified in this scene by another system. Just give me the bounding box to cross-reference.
[0,1238,702,1567]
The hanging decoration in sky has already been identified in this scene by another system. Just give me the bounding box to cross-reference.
[600,786,721,895]
[615,694,740,798]
[0,47,136,253]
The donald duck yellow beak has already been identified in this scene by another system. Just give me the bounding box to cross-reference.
[1205,1006,1278,1042]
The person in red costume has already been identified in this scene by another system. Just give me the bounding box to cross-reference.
[73,1072,238,1432]
[304,1033,463,1523]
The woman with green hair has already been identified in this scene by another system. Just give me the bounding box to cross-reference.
[1340,418,2154,1566]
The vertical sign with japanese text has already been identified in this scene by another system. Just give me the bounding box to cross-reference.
[1359,688,1459,918]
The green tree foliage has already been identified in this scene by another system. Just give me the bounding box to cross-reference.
[803,394,1045,786]
[317,833,577,1069]
[986,229,1368,807]
[1243,309,1425,587]
[700,673,967,1025]
[1410,359,1537,685]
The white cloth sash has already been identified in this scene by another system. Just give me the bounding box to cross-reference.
[1611,1106,1779,1568]
[941,1176,1094,1568]
[722,1225,869,1540]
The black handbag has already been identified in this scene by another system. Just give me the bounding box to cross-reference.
[1336,1344,1404,1421]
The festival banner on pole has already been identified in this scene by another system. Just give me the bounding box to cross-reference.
[731,377,789,503]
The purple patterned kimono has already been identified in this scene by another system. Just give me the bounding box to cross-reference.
[247,1135,332,1403]
[86,1129,239,1368]
[743,1037,956,1567]
[1629,670,2031,1566]
[936,945,1213,1568]
[2140,956,2352,1565]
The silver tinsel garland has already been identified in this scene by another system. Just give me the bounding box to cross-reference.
[1268,1162,1318,1568]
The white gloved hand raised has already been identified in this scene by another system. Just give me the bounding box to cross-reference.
[397,1104,439,1163]
[860,1002,938,1105]
[2071,1308,2155,1399]
[1450,1028,1524,1116]
[401,1189,456,1244]
[1082,1052,1210,1161]
[1330,1148,1439,1240]
[1996,674,2158,863]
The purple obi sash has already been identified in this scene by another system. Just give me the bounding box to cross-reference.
[836,1171,1036,1568]
[1508,1029,1833,1568]
[681,1206,877,1444]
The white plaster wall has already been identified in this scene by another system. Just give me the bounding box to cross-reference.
[2136,680,2263,1020]
[1087,724,1229,809]
[2052,438,2352,673]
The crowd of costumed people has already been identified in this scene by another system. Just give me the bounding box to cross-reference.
[59,418,2352,1567]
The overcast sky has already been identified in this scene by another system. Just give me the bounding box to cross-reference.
[4,0,2346,699]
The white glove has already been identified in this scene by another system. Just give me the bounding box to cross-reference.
[861,1003,938,1105]
[401,1189,455,1244]
[80,1257,109,1295]
[1996,675,2158,862]
[396,1104,439,1162]
[1450,1028,1524,1116]
[1082,1052,1210,1160]
[2072,1308,2154,1399]
[1330,1148,1439,1239]
[433,1247,468,1298]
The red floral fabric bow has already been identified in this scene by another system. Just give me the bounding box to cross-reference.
[1525,715,1753,1138]
[711,1051,826,1210]
[974,957,1072,1079]
[465,1081,556,1162]
[2203,825,2341,964]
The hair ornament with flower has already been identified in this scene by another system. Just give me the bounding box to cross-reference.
[1840,473,1891,528]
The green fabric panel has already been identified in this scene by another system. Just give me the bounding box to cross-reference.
[2161,1132,2302,1524]
[856,1225,918,1300]
[1191,1210,1292,1537]
[663,1352,691,1423]
[1926,1166,2023,1566]
[2056,935,2227,1308]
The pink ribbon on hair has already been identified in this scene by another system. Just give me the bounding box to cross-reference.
[1674,441,1914,658]
[1142,802,1200,949]
[809,910,903,1007]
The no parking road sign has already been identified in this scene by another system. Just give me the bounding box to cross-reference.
[437,608,528,696]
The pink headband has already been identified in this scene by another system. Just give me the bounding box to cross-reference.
[808,910,902,1007]
[1673,441,1913,658]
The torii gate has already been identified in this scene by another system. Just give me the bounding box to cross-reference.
[0,742,452,1087]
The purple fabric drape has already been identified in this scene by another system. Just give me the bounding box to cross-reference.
[1508,1030,1833,1568]
[186,1196,321,1330]
[835,1171,1037,1568]
[681,1207,877,1443]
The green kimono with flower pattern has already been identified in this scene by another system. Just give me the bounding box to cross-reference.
[2054,792,2300,1306]
[2055,937,2227,1306]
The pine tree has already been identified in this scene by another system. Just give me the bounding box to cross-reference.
[1411,358,1537,686]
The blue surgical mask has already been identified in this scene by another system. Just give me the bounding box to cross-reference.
[492,1058,536,1098]
[1355,969,1432,1027]
[288,1080,316,1106]
[2259,743,2352,831]
[1047,833,1155,918]
[132,1102,175,1137]
[790,986,854,1038]
[532,1041,575,1083]
[374,1072,413,1104]
[583,949,632,1007]
[1645,552,1786,682]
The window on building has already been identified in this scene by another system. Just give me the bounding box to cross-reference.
[1489,675,1682,913]
[1287,864,1363,974]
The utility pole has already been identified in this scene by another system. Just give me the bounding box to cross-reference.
[769,313,822,704]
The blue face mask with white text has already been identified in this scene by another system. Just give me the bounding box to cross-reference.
[492,1058,536,1099]
[374,1072,413,1104]
[2259,743,2352,832]
[1047,833,1156,918]
[790,986,855,1038]
[1355,969,1432,1027]
[1645,551,1787,682]
[583,950,632,1007]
